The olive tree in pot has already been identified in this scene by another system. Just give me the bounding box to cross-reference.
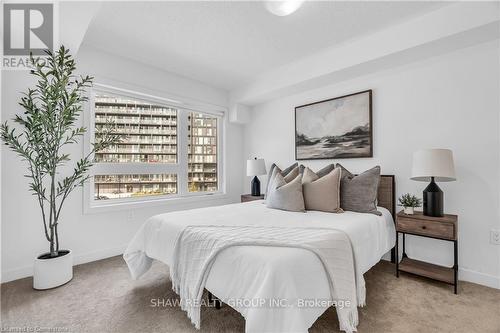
[1,47,119,290]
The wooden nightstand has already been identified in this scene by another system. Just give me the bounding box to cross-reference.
[395,210,459,294]
[241,194,264,202]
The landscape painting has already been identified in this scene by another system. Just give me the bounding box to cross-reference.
[295,90,372,160]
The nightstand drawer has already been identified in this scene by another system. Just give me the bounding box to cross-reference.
[397,217,454,239]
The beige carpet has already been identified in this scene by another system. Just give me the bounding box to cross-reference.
[2,256,499,333]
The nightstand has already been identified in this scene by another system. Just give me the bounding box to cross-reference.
[241,194,264,202]
[395,210,459,294]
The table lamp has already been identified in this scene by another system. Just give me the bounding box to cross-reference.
[247,158,266,196]
[411,149,456,217]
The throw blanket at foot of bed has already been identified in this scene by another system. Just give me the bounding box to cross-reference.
[171,225,364,333]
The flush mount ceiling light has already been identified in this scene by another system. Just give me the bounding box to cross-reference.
[264,0,304,16]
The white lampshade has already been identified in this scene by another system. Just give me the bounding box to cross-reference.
[411,149,456,182]
[247,158,266,177]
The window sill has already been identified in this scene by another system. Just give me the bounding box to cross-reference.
[84,192,230,215]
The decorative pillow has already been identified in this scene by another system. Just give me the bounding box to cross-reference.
[302,167,343,213]
[283,166,299,182]
[265,162,298,198]
[266,167,305,212]
[336,164,382,216]
[299,164,335,178]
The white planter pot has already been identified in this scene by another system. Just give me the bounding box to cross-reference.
[403,207,414,215]
[33,249,73,290]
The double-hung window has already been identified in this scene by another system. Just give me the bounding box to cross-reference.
[86,86,222,209]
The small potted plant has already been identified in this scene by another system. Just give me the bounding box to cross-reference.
[398,193,422,215]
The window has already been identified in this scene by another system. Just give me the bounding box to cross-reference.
[94,174,177,200]
[88,88,222,207]
[94,94,177,164]
[188,112,218,192]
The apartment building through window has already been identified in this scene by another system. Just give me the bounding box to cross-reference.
[188,113,218,192]
[90,89,221,204]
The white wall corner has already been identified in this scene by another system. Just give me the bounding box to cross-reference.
[59,2,102,54]
[229,103,251,124]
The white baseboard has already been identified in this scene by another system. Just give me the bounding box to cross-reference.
[3,247,500,290]
[1,265,34,284]
[72,244,127,266]
[1,245,127,283]
[459,267,500,289]
[382,255,499,289]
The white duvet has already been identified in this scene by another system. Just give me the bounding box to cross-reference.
[124,200,396,333]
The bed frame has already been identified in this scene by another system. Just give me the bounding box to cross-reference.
[378,175,396,263]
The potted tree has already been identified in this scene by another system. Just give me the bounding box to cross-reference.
[1,47,120,289]
[398,193,422,215]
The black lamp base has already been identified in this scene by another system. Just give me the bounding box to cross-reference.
[251,176,261,196]
[423,177,443,217]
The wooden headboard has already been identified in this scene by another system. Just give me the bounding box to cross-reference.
[378,175,396,219]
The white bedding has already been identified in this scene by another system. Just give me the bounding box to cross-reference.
[124,200,395,333]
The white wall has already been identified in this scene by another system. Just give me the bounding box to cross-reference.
[1,46,244,282]
[243,41,500,288]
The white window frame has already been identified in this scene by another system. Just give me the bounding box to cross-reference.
[83,84,226,213]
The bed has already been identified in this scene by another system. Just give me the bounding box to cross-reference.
[124,175,396,333]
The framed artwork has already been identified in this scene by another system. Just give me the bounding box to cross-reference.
[295,90,373,160]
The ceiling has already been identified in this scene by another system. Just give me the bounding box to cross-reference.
[82,1,448,90]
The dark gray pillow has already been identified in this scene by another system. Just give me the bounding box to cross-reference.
[299,164,335,178]
[265,162,298,198]
[336,164,381,216]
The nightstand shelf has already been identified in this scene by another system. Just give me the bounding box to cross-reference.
[395,210,458,294]
[398,257,454,285]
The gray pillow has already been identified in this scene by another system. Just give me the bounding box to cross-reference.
[266,167,305,212]
[336,164,382,216]
[299,164,335,177]
[283,166,299,182]
[265,162,298,198]
[302,167,343,213]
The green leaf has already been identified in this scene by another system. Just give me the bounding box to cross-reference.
[1,45,96,251]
